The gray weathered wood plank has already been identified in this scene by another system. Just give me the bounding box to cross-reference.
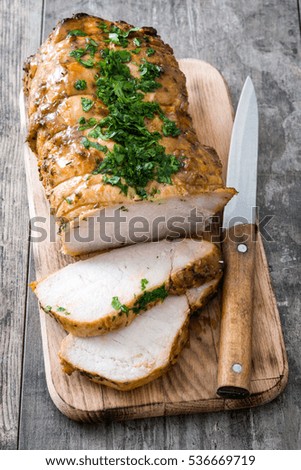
[0,0,43,450]
[18,0,301,449]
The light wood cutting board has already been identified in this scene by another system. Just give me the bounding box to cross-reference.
[21,59,288,422]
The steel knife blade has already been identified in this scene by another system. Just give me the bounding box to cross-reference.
[217,77,259,399]
[223,77,258,228]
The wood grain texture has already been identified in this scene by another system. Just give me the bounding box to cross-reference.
[217,224,256,397]
[0,0,43,450]
[16,0,301,450]
[20,58,288,423]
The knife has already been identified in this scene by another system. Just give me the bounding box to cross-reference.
[216,77,258,399]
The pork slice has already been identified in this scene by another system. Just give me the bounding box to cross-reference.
[32,239,222,336]
[59,279,219,391]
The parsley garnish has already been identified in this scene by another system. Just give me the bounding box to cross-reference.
[57,306,66,312]
[146,48,155,56]
[85,38,98,57]
[56,306,71,315]
[90,49,182,197]
[132,285,168,314]
[45,305,52,312]
[139,59,162,79]
[69,47,95,68]
[78,117,98,131]
[70,48,85,60]
[74,79,87,90]
[81,97,94,112]
[81,137,108,153]
[111,296,130,316]
[98,22,109,32]
[160,115,181,137]
[79,58,95,68]
[68,24,183,198]
[133,38,141,47]
[68,29,87,37]
[141,278,149,290]
[104,25,141,47]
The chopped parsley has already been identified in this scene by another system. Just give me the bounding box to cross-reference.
[68,23,183,198]
[45,305,52,312]
[111,296,129,316]
[68,29,87,37]
[74,79,87,90]
[79,58,95,68]
[85,38,98,57]
[70,48,86,60]
[146,48,155,56]
[139,59,162,80]
[56,306,66,312]
[56,306,71,315]
[133,38,141,47]
[160,115,181,137]
[111,284,168,317]
[104,25,141,47]
[132,284,168,314]
[69,46,95,67]
[98,22,110,32]
[81,137,108,153]
[78,117,98,131]
[90,49,182,197]
[81,97,94,112]
[141,278,149,291]
[65,198,73,205]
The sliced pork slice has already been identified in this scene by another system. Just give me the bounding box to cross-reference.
[59,279,220,391]
[32,239,222,336]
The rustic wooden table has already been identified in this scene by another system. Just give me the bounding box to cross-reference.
[1,0,300,450]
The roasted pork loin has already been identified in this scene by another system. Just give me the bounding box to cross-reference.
[24,14,235,255]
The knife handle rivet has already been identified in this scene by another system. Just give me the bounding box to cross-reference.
[232,363,243,373]
[237,243,248,253]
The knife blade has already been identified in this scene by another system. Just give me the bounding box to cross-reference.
[216,77,258,399]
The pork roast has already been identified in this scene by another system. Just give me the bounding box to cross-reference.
[23,14,235,255]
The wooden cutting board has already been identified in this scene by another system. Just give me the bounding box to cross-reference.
[21,59,288,422]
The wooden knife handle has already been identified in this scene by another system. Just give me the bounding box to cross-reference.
[217,223,256,398]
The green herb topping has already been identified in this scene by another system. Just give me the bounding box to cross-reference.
[132,284,168,314]
[111,296,130,316]
[91,50,182,197]
[85,38,98,57]
[56,306,71,315]
[160,115,181,137]
[133,38,141,47]
[141,278,149,291]
[104,25,141,47]
[78,117,98,130]
[45,305,52,312]
[146,47,155,56]
[81,137,108,153]
[68,23,183,198]
[79,58,95,68]
[74,79,87,90]
[81,97,94,112]
[68,29,87,37]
